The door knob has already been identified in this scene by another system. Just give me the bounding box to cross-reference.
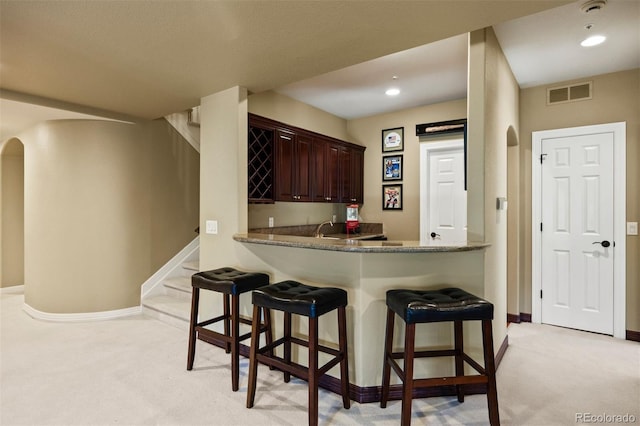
[592,240,611,248]
[430,232,441,239]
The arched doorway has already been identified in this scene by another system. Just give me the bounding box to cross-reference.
[1,138,25,289]
[506,126,520,322]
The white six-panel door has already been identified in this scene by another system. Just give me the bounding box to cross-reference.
[420,139,467,244]
[540,132,614,334]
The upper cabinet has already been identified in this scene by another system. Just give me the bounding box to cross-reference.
[248,114,365,204]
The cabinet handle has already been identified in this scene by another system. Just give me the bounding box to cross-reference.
[280,135,292,140]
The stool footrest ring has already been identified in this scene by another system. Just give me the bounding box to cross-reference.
[256,352,344,378]
[414,375,488,388]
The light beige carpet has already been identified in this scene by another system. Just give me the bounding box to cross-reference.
[1,290,638,425]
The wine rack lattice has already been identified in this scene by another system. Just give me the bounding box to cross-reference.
[248,126,274,202]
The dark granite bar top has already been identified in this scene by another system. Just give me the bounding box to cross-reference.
[233,233,488,253]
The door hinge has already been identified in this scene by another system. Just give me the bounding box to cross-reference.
[540,154,547,164]
[540,290,543,299]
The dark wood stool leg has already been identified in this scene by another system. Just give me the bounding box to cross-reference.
[246,305,261,408]
[308,316,319,426]
[454,320,465,402]
[187,287,200,370]
[230,294,240,391]
[338,306,351,409]
[482,320,500,426]
[284,311,292,383]
[401,322,416,426]
[380,307,395,408]
[263,308,275,369]
[223,294,231,353]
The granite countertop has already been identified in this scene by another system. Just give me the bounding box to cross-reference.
[233,233,489,253]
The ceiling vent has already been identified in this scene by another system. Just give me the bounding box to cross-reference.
[581,0,607,14]
[547,81,592,105]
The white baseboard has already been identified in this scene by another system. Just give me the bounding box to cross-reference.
[140,236,199,299]
[1,285,24,294]
[22,303,142,322]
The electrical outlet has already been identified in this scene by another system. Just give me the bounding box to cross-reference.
[205,220,218,234]
[268,217,274,228]
[332,214,337,222]
[628,222,638,235]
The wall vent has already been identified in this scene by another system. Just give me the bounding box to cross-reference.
[188,106,200,127]
[547,81,592,105]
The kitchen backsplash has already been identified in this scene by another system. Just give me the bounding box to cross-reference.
[249,222,383,237]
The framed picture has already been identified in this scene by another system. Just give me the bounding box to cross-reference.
[382,127,404,152]
[382,154,403,181]
[382,184,403,210]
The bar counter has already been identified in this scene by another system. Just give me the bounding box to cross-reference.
[233,233,488,253]
[231,232,491,401]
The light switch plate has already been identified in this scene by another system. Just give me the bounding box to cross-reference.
[205,220,218,234]
[268,217,274,228]
[627,222,638,235]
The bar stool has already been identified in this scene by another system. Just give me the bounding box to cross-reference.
[380,287,499,426]
[246,280,350,426]
[187,267,272,391]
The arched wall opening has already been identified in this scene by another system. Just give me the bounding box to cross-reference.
[1,138,25,288]
[506,125,521,320]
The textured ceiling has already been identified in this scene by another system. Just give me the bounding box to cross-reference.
[0,0,571,120]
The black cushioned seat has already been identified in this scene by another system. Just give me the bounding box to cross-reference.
[386,287,494,323]
[187,267,272,392]
[192,267,269,295]
[246,281,350,426]
[381,287,500,426]
[251,280,348,318]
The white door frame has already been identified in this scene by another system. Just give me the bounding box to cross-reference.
[420,138,465,244]
[532,122,626,338]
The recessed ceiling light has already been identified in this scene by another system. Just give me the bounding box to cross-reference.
[385,88,400,96]
[581,35,606,47]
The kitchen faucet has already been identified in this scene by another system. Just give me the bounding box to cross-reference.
[314,220,334,238]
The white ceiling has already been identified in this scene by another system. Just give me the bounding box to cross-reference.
[277,0,640,119]
[1,0,638,142]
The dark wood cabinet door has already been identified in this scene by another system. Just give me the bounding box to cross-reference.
[325,142,340,202]
[349,147,364,203]
[338,146,352,203]
[311,139,328,202]
[274,130,296,201]
[295,134,313,201]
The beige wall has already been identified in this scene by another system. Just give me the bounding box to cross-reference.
[248,91,351,142]
[18,118,198,313]
[477,26,520,347]
[148,119,201,268]
[1,138,25,287]
[200,87,249,271]
[520,68,640,331]
[348,99,467,240]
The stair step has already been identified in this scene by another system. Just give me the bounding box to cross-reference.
[164,276,192,300]
[142,295,190,330]
[182,261,199,273]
